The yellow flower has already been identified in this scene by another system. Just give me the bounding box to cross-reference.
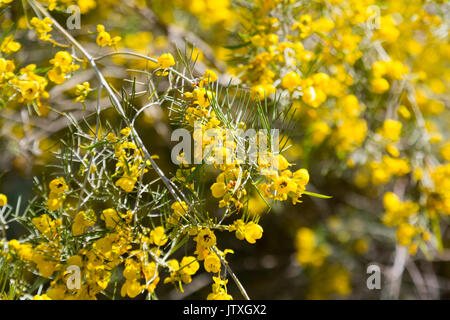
[396,223,416,246]
[72,210,96,236]
[0,35,21,54]
[164,256,199,287]
[311,121,331,145]
[192,87,213,108]
[168,201,188,224]
[302,86,326,108]
[409,243,418,255]
[46,286,66,300]
[207,276,232,300]
[440,143,450,161]
[382,156,410,176]
[0,193,7,206]
[74,82,91,103]
[251,84,275,100]
[32,215,51,234]
[101,208,121,229]
[382,192,419,227]
[273,175,297,198]
[380,119,402,141]
[293,168,309,186]
[120,127,131,137]
[371,78,389,94]
[204,253,221,273]
[307,264,351,299]
[157,53,175,69]
[48,51,79,84]
[96,24,121,48]
[277,155,291,171]
[49,177,68,195]
[67,255,83,267]
[231,219,263,244]
[150,226,168,246]
[0,58,15,80]
[196,228,216,248]
[353,239,369,254]
[115,176,137,193]
[123,259,140,280]
[372,61,387,78]
[397,105,411,119]
[19,81,39,101]
[32,214,60,237]
[96,24,111,46]
[171,201,188,216]
[386,143,400,157]
[180,256,200,277]
[121,280,142,298]
[242,221,263,244]
[51,51,72,66]
[48,67,66,84]
[46,195,63,211]
[385,60,408,80]
[281,71,301,91]
[199,69,218,86]
[295,227,329,267]
[383,192,400,212]
[77,0,97,13]
[413,168,423,181]
[106,132,117,142]
[211,182,227,198]
[30,17,53,42]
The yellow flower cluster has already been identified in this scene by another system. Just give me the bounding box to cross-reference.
[229,219,263,244]
[1,0,449,301]
[96,24,121,49]
[207,276,232,300]
[295,227,330,268]
[30,17,54,43]
[73,81,91,103]
[0,35,21,54]
[48,51,79,84]
[382,192,428,253]
[108,128,149,193]
[427,164,450,217]
[15,205,167,299]
[223,0,448,273]
[307,264,351,300]
[46,177,68,211]
[2,62,50,114]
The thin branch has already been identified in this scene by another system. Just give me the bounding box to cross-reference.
[211,246,250,300]
[28,0,186,206]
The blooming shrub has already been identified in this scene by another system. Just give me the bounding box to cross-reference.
[0,0,449,300]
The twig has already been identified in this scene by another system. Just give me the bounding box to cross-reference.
[211,246,250,300]
[93,51,194,84]
[28,0,186,206]
[387,245,408,299]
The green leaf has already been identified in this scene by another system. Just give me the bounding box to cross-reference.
[80,140,110,150]
[33,67,53,74]
[303,191,332,199]
[431,213,443,251]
